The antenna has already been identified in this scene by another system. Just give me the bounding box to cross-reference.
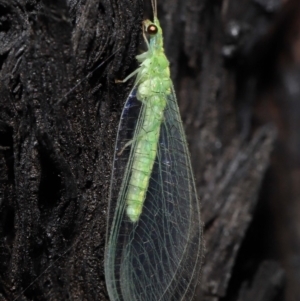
[151,0,157,18]
[56,47,120,105]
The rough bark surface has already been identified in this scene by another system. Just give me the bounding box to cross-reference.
[0,1,142,300]
[0,0,289,300]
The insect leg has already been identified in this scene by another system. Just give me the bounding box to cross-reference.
[117,139,134,156]
[115,67,141,84]
[117,118,159,156]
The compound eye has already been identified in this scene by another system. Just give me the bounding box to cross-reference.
[147,24,158,35]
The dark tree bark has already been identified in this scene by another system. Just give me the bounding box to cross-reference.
[0,1,142,300]
[0,0,290,300]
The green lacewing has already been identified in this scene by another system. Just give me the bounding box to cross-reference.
[104,1,203,300]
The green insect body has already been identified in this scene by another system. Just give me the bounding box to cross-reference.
[105,1,202,300]
[124,18,171,222]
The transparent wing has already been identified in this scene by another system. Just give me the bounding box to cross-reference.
[105,86,203,301]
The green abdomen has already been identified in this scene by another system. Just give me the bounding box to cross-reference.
[125,93,167,222]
